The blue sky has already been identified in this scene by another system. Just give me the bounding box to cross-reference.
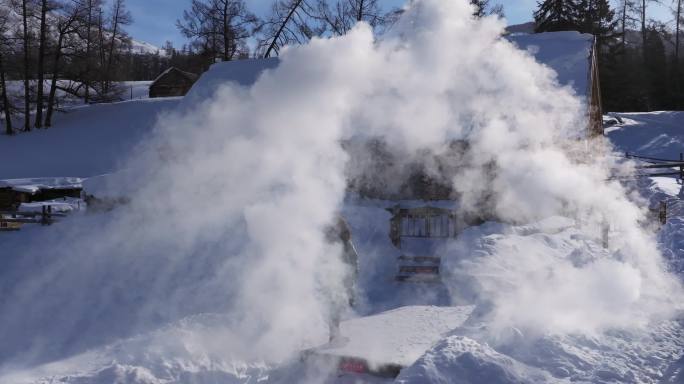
[127,0,672,48]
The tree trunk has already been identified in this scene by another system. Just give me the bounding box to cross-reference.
[676,0,682,63]
[0,54,12,135]
[357,0,364,22]
[641,0,646,48]
[84,0,93,104]
[621,0,627,49]
[105,1,121,94]
[223,0,230,61]
[265,0,304,58]
[45,33,65,128]
[676,0,682,109]
[34,0,48,129]
[22,0,31,132]
[97,9,107,95]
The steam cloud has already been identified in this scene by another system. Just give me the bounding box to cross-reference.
[0,0,681,378]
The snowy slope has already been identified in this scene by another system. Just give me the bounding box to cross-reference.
[0,98,179,179]
[606,111,684,160]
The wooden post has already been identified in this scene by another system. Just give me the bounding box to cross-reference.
[41,206,47,225]
[602,220,610,249]
[659,201,667,225]
[680,153,683,180]
[47,205,52,225]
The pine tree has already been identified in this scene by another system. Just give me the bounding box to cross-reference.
[534,0,582,33]
[643,26,668,110]
[577,0,617,42]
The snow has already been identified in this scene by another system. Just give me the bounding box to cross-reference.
[396,336,557,384]
[0,98,179,179]
[121,81,155,100]
[606,111,684,160]
[507,31,593,99]
[650,177,682,197]
[0,177,83,193]
[181,58,280,108]
[130,40,163,56]
[316,305,474,367]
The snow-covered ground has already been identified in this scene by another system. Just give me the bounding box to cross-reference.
[606,111,684,160]
[0,98,179,179]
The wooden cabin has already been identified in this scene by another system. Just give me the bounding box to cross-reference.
[149,67,199,98]
[0,180,82,211]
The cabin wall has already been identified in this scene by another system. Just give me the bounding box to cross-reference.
[588,40,603,137]
[149,71,196,98]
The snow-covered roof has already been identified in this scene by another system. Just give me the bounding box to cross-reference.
[315,305,475,367]
[0,177,83,194]
[184,33,593,106]
[507,31,594,98]
[182,58,280,107]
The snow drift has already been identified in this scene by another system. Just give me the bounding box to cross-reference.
[0,0,682,382]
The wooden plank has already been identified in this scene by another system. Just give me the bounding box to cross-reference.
[636,162,684,169]
[0,218,40,224]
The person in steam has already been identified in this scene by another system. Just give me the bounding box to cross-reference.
[324,216,359,342]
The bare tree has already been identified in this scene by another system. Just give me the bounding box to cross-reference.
[34,0,57,128]
[103,0,131,94]
[45,1,82,127]
[0,8,14,135]
[618,0,638,49]
[259,0,319,58]
[76,0,104,103]
[640,0,661,48]
[314,0,387,35]
[675,0,682,63]
[470,0,504,18]
[177,0,256,64]
[18,0,33,131]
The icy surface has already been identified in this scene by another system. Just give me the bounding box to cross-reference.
[317,305,474,366]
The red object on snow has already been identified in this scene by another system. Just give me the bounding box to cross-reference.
[339,358,369,374]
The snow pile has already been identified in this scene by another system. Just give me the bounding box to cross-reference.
[0,0,682,383]
[396,336,557,384]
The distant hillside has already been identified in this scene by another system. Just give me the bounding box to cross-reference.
[0,4,163,57]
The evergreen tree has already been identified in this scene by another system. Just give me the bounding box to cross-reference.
[643,26,668,110]
[577,0,617,44]
[534,0,581,33]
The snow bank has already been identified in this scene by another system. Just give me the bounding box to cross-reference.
[396,336,557,384]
